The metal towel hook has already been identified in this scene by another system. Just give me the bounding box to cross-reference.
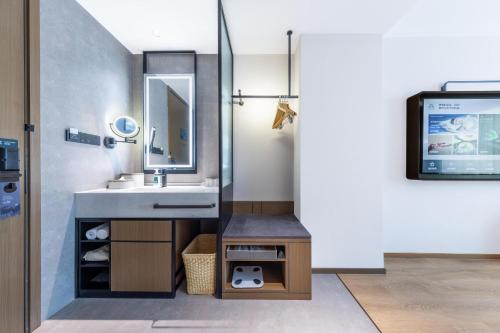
[232,89,244,106]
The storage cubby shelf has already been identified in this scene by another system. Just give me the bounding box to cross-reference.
[224,261,287,293]
[80,239,110,243]
[80,262,109,268]
[222,215,311,300]
[224,258,286,262]
[224,281,286,292]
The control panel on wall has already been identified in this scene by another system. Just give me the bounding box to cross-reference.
[0,138,21,220]
[65,128,101,146]
[0,138,19,172]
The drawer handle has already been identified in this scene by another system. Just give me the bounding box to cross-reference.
[153,203,216,209]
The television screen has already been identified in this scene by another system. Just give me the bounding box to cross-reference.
[422,98,500,175]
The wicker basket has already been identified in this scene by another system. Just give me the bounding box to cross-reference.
[182,234,217,295]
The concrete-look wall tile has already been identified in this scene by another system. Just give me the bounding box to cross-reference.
[40,0,135,319]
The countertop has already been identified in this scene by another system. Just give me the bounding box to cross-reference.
[223,214,311,239]
[75,185,219,194]
[74,185,219,219]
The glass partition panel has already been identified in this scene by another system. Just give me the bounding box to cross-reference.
[217,1,234,296]
[220,10,233,187]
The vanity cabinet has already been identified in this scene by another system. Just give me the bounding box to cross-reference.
[110,220,173,293]
[74,186,218,298]
[76,218,200,298]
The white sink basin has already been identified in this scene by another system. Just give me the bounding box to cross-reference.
[75,185,219,219]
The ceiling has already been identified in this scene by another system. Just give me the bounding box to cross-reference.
[76,0,500,55]
[222,0,416,54]
[76,0,218,54]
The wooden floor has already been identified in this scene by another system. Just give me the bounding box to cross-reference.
[339,257,500,333]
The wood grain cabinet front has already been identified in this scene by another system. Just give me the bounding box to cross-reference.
[288,242,312,294]
[111,220,172,241]
[111,242,172,292]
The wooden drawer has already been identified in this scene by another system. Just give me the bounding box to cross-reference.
[111,220,172,241]
[111,242,172,292]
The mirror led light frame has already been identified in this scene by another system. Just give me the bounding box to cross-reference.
[144,73,196,173]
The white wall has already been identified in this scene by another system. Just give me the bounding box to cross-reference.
[233,55,295,201]
[298,34,384,268]
[41,0,135,319]
[383,36,500,253]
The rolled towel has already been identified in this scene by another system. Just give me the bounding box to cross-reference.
[96,224,109,240]
[83,245,109,262]
[85,223,109,240]
[85,227,97,240]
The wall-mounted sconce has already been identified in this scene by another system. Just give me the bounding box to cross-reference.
[104,116,140,149]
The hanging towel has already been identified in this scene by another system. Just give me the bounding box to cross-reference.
[85,223,109,240]
[83,245,109,262]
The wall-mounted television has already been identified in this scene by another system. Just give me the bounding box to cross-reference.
[407,91,500,180]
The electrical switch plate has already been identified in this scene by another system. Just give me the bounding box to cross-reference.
[65,128,100,146]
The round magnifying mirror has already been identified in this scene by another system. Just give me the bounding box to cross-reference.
[110,116,140,138]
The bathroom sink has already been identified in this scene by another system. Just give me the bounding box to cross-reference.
[75,185,219,219]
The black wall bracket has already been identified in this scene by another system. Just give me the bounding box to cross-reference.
[24,124,35,132]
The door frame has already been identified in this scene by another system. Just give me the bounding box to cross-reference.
[24,0,41,331]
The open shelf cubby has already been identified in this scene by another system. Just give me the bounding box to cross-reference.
[79,242,110,265]
[224,260,287,293]
[224,244,286,261]
[77,219,112,297]
[79,220,110,241]
[79,266,110,291]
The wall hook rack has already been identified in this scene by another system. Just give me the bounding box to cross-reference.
[232,30,299,104]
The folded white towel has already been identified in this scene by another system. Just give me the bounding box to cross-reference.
[83,245,109,262]
[96,224,109,240]
[85,223,109,240]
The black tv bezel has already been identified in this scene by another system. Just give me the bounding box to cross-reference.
[407,91,500,180]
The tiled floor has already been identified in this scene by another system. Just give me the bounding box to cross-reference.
[34,275,378,333]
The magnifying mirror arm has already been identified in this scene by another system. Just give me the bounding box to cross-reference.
[103,127,140,149]
[118,138,137,144]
